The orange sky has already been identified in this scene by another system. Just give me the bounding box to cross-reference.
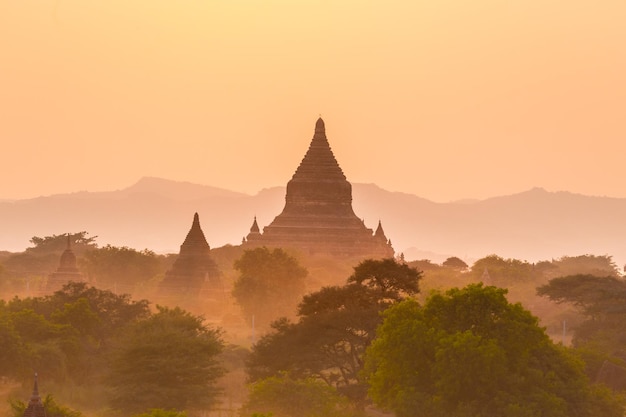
[1,1,625,202]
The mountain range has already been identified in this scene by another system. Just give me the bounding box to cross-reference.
[1,177,625,267]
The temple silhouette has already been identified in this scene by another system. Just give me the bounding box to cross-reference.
[22,374,46,417]
[244,118,394,259]
[46,235,84,292]
[160,213,221,295]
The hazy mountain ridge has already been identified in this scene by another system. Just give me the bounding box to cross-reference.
[1,178,625,267]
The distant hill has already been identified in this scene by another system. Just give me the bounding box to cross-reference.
[1,177,625,267]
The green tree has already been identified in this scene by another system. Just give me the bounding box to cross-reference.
[29,232,97,255]
[469,254,537,284]
[241,374,350,417]
[537,274,626,378]
[105,306,224,414]
[364,284,624,417]
[247,258,421,410]
[549,255,620,278]
[232,247,308,329]
[3,282,150,384]
[81,245,162,290]
[442,256,468,271]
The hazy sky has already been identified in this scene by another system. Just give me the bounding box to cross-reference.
[1,1,624,202]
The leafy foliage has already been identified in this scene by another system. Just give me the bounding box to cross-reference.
[232,247,308,328]
[10,394,84,417]
[537,274,626,383]
[442,257,468,271]
[364,284,624,417]
[247,258,421,409]
[105,306,224,414]
[241,374,350,417]
[0,282,150,383]
[81,245,162,290]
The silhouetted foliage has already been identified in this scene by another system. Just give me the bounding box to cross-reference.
[247,258,421,410]
[81,245,162,290]
[442,256,468,271]
[538,274,626,383]
[232,247,308,329]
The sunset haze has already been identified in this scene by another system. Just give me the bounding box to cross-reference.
[1,1,625,202]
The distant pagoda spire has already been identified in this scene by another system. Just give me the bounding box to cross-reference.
[246,216,262,243]
[23,373,46,417]
[374,220,388,241]
[249,216,260,234]
[47,233,84,292]
[180,212,210,254]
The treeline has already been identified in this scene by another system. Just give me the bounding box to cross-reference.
[1,233,626,416]
[1,282,224,417]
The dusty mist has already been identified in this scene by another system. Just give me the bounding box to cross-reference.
[1,230,619,416]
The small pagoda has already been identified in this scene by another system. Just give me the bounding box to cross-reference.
[23,374,46,417]
[160,213,221,295]
[46,235,84,292]
[244,118,394,259]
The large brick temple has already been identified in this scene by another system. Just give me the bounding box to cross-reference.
[244,118,394,259]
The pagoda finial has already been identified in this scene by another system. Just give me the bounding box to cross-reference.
[66,233,71,250]
[32,373,40,399]
[315,117,325,134]
[249,216,260,234]
[193,212,200,226]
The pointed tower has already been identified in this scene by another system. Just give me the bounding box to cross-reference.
[246,216,262,243]
[246,118,394,259]
[160,213,221,295]
[23,374,46,417]
[47,234,84,292]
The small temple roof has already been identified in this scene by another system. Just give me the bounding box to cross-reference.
[249,216,260,234]
[181,213,210,251]
[58,234,78,272]
[23,373,46,417]
[374,220,387,239]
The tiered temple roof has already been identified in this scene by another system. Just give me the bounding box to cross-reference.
[245,118,394,259]
[23,374,46,417]
[46,235,84,292]
[160,213,221,294]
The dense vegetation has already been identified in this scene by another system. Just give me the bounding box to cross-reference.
[1,233,625,416]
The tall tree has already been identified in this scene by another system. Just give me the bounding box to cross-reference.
[247,258,421,409]
[105,306,224,415]
[232,247,308,329]
[364,284,624,417]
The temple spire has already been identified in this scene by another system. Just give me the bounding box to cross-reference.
[315,117,325,134]
[23,373,46,417]
[374,220,388,241]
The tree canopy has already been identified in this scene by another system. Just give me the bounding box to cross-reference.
[105,306,224,415]
[241,374,349,417]
[364,284,624,417]
[232,247,308,329]
[247,258,421,409]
